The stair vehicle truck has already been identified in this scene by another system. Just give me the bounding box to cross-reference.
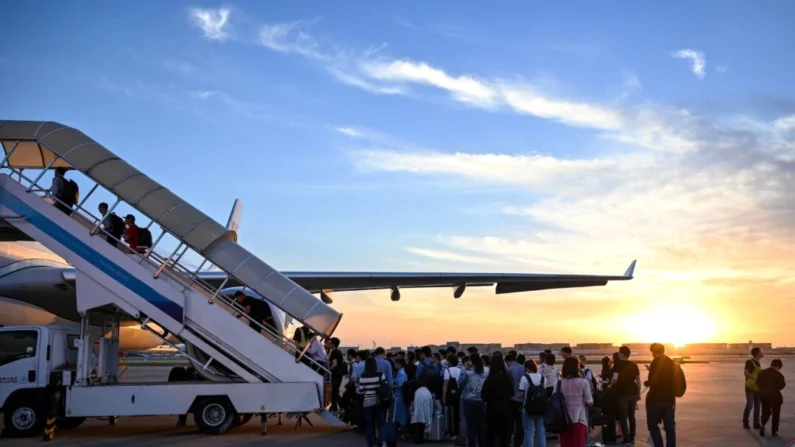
[0,120,344,437]
[0,323,321,437]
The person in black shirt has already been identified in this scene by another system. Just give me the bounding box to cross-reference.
[233,291,273,332]
[757,359,786,437]
[98,202,124,247]
[644,343,676,447]
[325,337,345,412]
[610,346,641,443]
[743,347,764,429]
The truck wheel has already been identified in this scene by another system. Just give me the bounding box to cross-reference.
[232,413,254,427]
[193,397,236,435]
[168,366,188,382]
[3,400,44,438]
[57,417,86,430]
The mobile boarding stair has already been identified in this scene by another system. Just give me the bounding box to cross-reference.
[0,120,344,433]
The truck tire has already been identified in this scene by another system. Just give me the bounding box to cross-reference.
[168,366,188,382]
[193,397,236,435]
[3,399,44,438]
[57,417,86,430]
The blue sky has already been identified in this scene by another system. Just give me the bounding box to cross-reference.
[2,1,795,345]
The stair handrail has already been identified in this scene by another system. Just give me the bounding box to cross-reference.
[0,160,331,377]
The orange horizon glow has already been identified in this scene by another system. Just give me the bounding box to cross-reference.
[327,277,790,349]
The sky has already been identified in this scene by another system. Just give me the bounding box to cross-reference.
[2,1,795,348]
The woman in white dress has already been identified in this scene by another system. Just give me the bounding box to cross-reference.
[411,381,434,443]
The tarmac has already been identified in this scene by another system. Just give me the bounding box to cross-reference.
[2,361,794,446]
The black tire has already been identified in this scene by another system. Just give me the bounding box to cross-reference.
[193,397,236,435]
[232,413,254,428]
[3,399,44,438]
[57,417,86,430]
[168,366,188,382]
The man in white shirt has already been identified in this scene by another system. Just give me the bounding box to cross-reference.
[518,360,547,446]
[306,336,328,372]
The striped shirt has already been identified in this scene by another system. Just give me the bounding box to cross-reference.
[359,373,386,407]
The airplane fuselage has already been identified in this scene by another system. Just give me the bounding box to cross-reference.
[0,242,289,351]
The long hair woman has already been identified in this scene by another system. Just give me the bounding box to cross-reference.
[559,357,594,447]
[457,353,488,447]
[482,356,515,447]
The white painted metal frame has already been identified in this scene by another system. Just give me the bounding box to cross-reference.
[0,124,333,375]
[0,175,326,389]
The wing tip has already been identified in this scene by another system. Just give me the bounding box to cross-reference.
[624,260,637,278]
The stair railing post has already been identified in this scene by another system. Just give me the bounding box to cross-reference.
[27,158,59,193]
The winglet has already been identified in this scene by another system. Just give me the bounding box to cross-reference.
[209,199,243,272]
[624,260,637,278]
[225,198,243,233]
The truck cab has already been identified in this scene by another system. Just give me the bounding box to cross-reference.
[0,325,80,437]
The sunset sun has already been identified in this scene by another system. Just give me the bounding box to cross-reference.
[627,303,718,347]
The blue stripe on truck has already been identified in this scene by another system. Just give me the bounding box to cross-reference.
[0,186,184,322]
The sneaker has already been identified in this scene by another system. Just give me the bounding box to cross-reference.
[759,427,765,437]
[743,423,750,429]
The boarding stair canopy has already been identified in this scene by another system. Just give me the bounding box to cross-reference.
[0,120,342,338]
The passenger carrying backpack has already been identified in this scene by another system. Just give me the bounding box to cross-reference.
[60,179,79,206]
[107,213,125,237]
[444,368,460,406]
[419,364,443,398]
[377,374,393,409]
[544,381,570,434]
[138,227,153,248]
[523,374,547,416]
[673,362,687,398]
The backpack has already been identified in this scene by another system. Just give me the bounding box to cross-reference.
[107,213,125,237]
[138,227,153,248]
[523,374,547,416]
[673,362,687,398]
[583,367,598,391]
[419,363,443,398]
[544,381,570,433]
[60,179,79,206]
[444,367,460,406]
[377,374,393,409]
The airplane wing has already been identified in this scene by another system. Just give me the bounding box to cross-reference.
[192,260,636,299]
[54,197,635,300]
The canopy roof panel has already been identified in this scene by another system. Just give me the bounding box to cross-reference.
[0,120,227,253]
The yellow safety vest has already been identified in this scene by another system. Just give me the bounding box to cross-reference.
[745,361,761,392]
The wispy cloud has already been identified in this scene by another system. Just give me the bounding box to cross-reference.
[189,7,231,41]
[353,149,619,194]
[349,107,795,286]
[716,64,729,74]
[336,127,364,138]
[394,17,418,29]
[498,84,624,130]
[672,49,706,79]
[362,59,499,107]
[191,90,271,121]
[250,19,625,131]
[259,19,323,59]
[404,247,496,264]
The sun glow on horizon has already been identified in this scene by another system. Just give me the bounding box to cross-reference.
[626,302,718,347]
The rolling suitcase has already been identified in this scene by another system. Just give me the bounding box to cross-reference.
[600,414,617,444]
[384,400,398,447]
[426,409,445,442]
